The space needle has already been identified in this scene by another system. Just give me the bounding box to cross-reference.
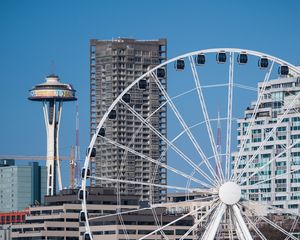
[29,74,77,195]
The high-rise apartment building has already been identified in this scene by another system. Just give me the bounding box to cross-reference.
[90,38,167,202]
[0,160,47,212]
[233,76,300,213]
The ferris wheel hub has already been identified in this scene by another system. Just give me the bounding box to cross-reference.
[219,181,241,205]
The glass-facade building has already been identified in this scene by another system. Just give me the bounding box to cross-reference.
[233,76,300,214]
[0,160,47,212]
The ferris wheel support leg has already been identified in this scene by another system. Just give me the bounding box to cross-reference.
[232,205,253,240]
[200,203,226,240]
[235,218,246,240]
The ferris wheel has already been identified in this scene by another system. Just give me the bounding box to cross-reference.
[81,48,300,240]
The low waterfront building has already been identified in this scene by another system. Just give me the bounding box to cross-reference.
[0,209,29,240]
[82,207,195,240]
[0,225,11,240]
[0,209,28,225]
[11,187,139,240]
[11,187,197,240]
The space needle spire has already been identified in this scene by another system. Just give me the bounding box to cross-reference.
[29,74,77,195]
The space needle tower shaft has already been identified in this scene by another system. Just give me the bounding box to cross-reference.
[29,75,77,195]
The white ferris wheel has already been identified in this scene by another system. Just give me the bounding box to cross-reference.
[81,48,300,240]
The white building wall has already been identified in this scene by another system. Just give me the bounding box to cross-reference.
[233,76,300,214]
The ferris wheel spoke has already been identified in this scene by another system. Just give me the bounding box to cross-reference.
[151,87,199,117]
[179,201,219,240]
[234,83,257,92]
[242,199,300,218]
[240,138,300,186]
[89,175,213,194]
[243,167,300,189]
[149,72,222,184]
[150,208,170,240]
[173,118,230,144]
[284,216,300,240]
[88,195,216,222]
[225,52,235,180]
[240,203,299,240]
[257,215,298,240]
[150,72,222,184]
[249,97,300,184]
[171,118,231,177]
[118,214,130,240]
[145,83,244,126]
[139,200,218,240]
[241,211,267,240]
[145,94,232,187]
[246,141,288,187]
[186,154,229,192]
[233,61,274,164]
[151,195,218,209]
[237,90,300,183]
[233,61,274,181]
[155,84,231,115]
[100,136,213,189]
[120,99,217,187]
[189,56,225,181]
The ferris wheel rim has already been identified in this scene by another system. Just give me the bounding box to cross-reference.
[84,48,300,168]
[84,48,300,171]
[82,48,300,239]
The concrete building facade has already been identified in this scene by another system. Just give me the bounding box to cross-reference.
[90,38,167,202]
[11,188,84,240]
[11,188,196,240]
[84,208,195,240]
[0,160,47,212]
[0,225,11,240]
[233,76,300,214]
[11,188,134,240]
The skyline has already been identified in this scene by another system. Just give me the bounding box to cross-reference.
[1,0,300,188]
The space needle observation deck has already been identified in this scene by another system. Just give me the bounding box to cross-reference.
[29,74,77,195]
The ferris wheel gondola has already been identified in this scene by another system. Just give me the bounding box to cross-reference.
[81,48,300,240]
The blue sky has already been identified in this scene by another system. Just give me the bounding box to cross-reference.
[0,0,300,188]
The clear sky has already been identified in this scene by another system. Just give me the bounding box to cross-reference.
[0,0,300,188]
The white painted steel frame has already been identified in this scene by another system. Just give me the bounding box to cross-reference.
[82,48,300,239]
[42,100,63,196]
